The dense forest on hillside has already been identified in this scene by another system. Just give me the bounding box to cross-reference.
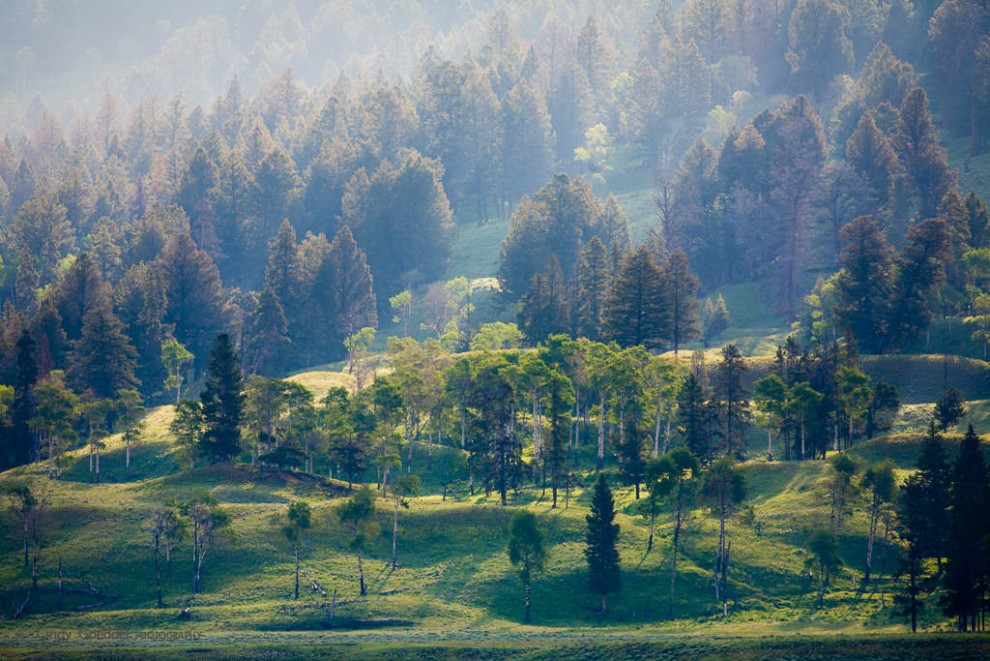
[2,0,990,653]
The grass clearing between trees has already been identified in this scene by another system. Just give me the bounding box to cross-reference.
[2,366,989,658]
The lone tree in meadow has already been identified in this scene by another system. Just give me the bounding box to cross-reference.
[508,510,547,623]
[198,333,244,463]
[807,526,841,609]
[283,500,312,599]
[338,486,376,596]
[585,473,621,617]
[390,474,419,570]
[933,387,966,432]
[183,491,229,593]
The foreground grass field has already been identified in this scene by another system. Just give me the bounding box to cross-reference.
[2,361,989,658]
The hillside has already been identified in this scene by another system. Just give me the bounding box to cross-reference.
[2,365,989,658]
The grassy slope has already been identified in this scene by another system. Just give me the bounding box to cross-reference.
[3,367,988,658]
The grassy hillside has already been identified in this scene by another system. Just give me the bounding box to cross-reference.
[4,364,989,659]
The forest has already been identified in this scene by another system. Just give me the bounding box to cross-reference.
[1,0,990,657]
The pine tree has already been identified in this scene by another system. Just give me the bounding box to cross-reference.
[678,370,713,461]
[713,344,750,457]
[576,237,609,340]
[942,425,990,631]
[785,0,854,99]
[6,331,38,468]
[603,246,668,349]
[845,112,901,214]
[156,233,227,371]
[893,88,954,218]
[918,420,952,571]
[327,226,377,344]
[67,302,140,399]
[246,287,290,377]
[518,256,570,345]
[198,333,244,463]
[585,473,621,616]
[661,250,701,355]
[834,215,896,354]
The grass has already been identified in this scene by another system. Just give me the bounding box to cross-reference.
[1,363,987,657]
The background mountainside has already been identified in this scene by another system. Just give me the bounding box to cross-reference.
[3,1,990,654]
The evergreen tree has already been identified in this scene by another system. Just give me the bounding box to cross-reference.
[156,233,227,371]
[497,80,555,210]
[576,237,609,340]
[55,253,112,343]
[892,88,954,218]
[786,0,854,99]
[603,246,667,349]
[896,472,928,633]
[518,256,570,345]
[713,344,750,457]
[245,287,290,377]
[6,331,38,468]
[585,473,621,616]
[198,334,244,463]
[883,218,951,352]
[677,371,713,462]
[661,250,701,355]
[544,370,573,509]
[845,112,901,215]
[701,294,730,348]
[933,387,966,432]
[834,215,896,354]
[916,420,951,569]
[327,226,377,346]
[498,174,601,299]
[67,301,140,399]
[942,425,990,631]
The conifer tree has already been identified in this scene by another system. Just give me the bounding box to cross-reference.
[713,344,749,457]
[661,250,700,355]
[67,302,140,399]
[327,226,377,346]
[246,287,290,377]
[893,88,954,218]
[603,246,667,349]
[576,237,609,340]
[519,256,570,345]
[585,473,621,616]
[942,425,990,631]
[835,215,896,353]
[198,333,244,463]
[7,330,38,468]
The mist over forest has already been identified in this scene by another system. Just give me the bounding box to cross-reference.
[1,1,990,654]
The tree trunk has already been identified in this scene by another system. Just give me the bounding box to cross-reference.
[126,438,131,479]
[358,551,366,596]
[330,588,337,627]
[597,392,606,471]
[600,593,607,616]
[865,492,879,582]
[57,556,62,611]
[910,567,918,633]
[155,534,162,608]
[669,498,683,618]
[818,564,825,609]
[23,519,29,568]
[392,499,399,569]
[647,509,655,553]
[31,536,39,592]
[524,582,531,623]
[294,542,300,599]
[95,445,100,482]
[192,524,200,593]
